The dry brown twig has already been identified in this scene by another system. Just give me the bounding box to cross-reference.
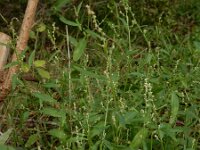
[0,0,39,101]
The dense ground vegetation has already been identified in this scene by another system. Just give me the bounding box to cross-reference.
[0,0,200,149]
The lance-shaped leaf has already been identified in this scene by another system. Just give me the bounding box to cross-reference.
[130,128,148,149]
[73,38,87,61]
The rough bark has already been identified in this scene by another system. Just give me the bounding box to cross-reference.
[0,0,39,101]
[0,32,11,83]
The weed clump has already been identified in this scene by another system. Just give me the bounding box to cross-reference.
[0,0,200,149]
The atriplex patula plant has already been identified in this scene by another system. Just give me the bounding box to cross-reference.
[0,0,199,149]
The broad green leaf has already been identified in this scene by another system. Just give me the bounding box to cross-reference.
[129,72,144,78]
[170,92,179,125]
[25,134,38,148]
[89,121,107,138]
[56,146,65,150]
[54,0,71,10]
[69,36,78,46]
[42,83,60,88]
[0,128,13,145]
[87,113,103,125]
[3,61,18,69]
[59,16,79,27]
[21,63,30,73]
[91,141,102,150]
[193,41,200,51]
[73,38,87,61]
[22,111,30,123]
[48,51,60,62]
[73,65,105,80]
[34,60,46,68]
[29,31,36,39]
[41,107,65,118]
[103,140,115,150]
[0,145,15,150]
[28,50,35,67]
[158,123,181,141]
[32,92,56,103]
[160,48,170,56]
[119,17,128,29]
[37,68,50,79]
[48,129,66,140]
[130,128,148,149]
[124,111,139,125]
[67,136,86,143]
[85,29,103,40]
[36,23,46,32]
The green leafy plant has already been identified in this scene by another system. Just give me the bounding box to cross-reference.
[0,0,199,149]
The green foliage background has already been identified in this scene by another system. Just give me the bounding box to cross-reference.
[0,0,199,149]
